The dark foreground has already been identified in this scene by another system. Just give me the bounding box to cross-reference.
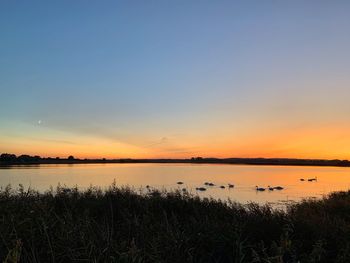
[1,185,350,262]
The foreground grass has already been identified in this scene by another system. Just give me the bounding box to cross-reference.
[1,184,350,262]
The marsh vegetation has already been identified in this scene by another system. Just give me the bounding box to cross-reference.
[1,183,350,262]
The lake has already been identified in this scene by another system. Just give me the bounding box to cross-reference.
[0,163,349,206]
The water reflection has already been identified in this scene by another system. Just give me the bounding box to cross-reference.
[0,163,349,205]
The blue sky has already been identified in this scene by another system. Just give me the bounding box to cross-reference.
[1,1,350,158]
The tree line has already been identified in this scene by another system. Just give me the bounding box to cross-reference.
[1,153,350,167]
[0,153,75,164]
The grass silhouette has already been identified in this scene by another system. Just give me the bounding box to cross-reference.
[1,183,350,262]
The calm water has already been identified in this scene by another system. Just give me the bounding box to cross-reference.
[0,163,349,206]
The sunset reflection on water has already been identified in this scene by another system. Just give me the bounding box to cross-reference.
[1,163,349,206]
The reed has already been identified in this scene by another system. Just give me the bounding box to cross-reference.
[1,183,350,262]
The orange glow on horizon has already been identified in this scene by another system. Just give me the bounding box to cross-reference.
[2,123,350,160]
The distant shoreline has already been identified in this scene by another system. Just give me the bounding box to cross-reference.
[1,154,350,167]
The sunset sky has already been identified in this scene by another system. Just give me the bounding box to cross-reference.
[1,1,350,159]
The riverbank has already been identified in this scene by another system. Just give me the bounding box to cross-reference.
[1,153,350,167]
[1,184,350,262]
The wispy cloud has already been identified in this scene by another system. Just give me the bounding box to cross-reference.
[144,137,168,148]
[33,138,78,145]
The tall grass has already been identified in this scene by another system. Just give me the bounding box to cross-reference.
[1,183,350,262]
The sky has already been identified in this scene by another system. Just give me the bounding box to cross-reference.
[1,1,350,159]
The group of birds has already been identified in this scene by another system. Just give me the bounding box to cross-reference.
[255,177,318,192]
[178,182,284,192]
[300,177,317,182]
[255,185,284,191]
[149,176,319,193]
[176,181,286,192]
[176,181,234,192]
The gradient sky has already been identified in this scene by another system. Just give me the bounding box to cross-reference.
[1,1,350,159]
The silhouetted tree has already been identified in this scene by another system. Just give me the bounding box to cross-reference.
[0,153,17,163]
[17,155,41,163]
[191,157,203,162]
[68,155,75,161]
